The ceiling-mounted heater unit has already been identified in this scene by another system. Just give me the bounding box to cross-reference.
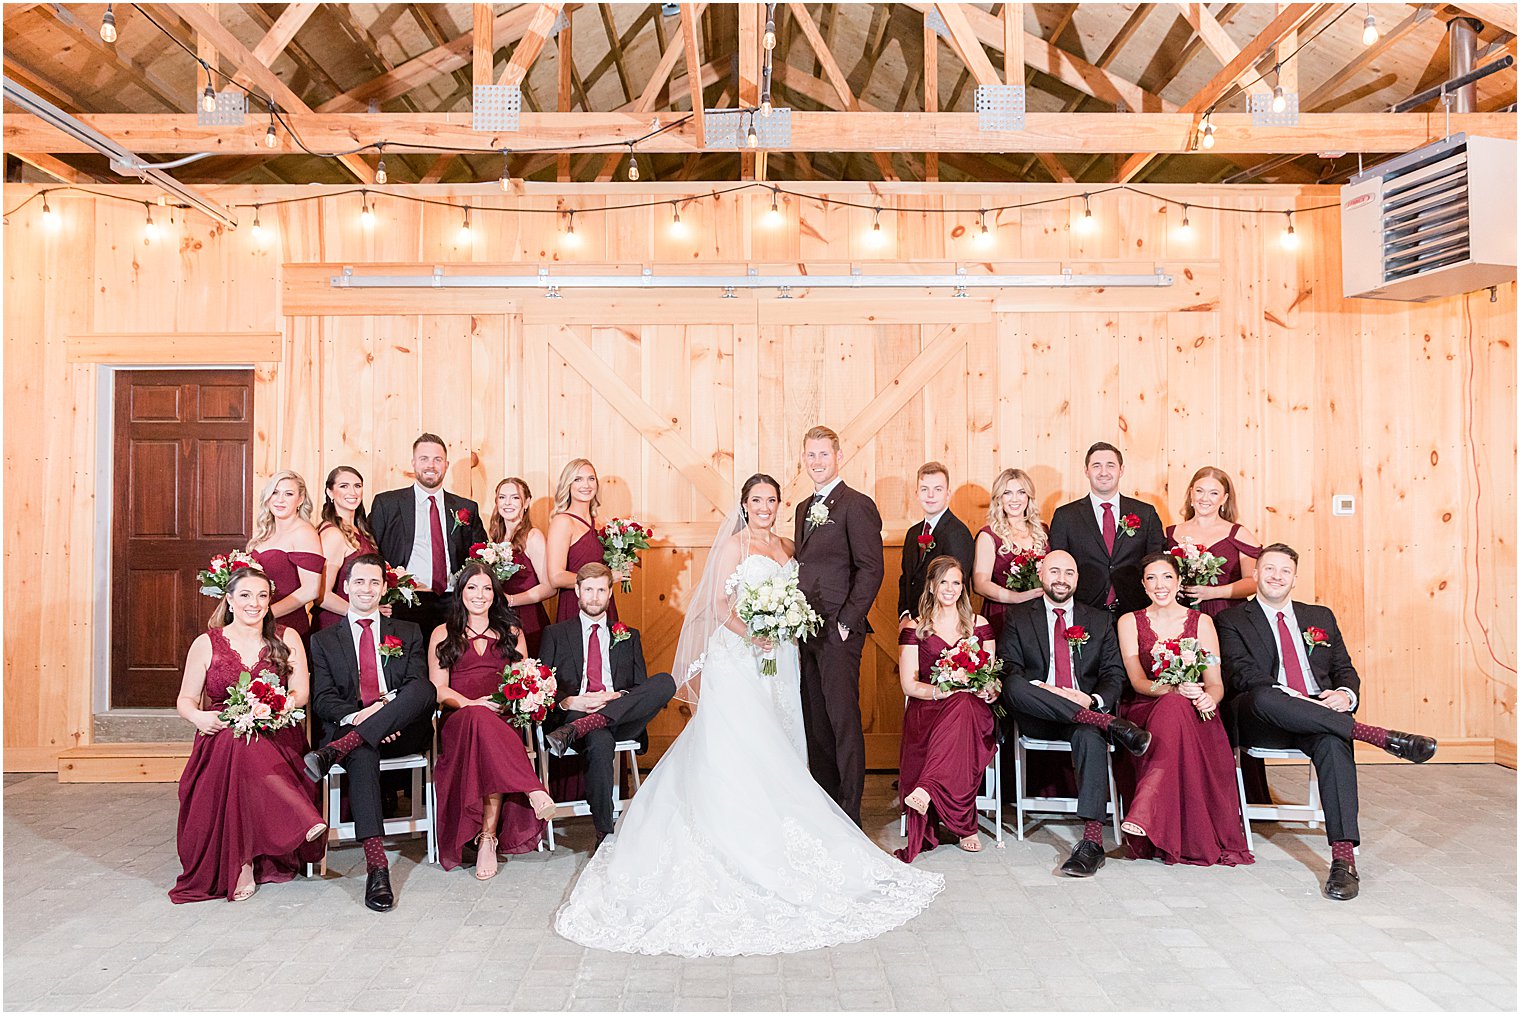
[1341,133,1515,302]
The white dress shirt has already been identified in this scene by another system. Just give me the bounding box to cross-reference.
[409,483,454,590]
[577,612,611,695]
[921,507,948,535]
[1257,598,1357,709]
[1042,596,1104,710]
[340,610,389,726]
[811,476,843,503]
[1088,492,1122,535]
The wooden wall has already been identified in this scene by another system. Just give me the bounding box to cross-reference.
[3,182,1514,771]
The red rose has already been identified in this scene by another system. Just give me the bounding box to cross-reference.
[271,694,288,712]
[469,542,487,557]
[1124,513,1141,529]
[382,635,403,649]
[249,679,270,697]
[1307,626,1327,642]
[458,509,472,523]
[612,622,629,635]
[531,707,548,722]
[538,664,552,679]
[501,680,530,701]
[1170,546,1187,556]
[1066,625,1087,641]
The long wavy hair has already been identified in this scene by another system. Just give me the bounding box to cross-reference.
[915,556,976,642]
[435,560,523,671]
[986,468,1047,552]
[319,465,374,549]
[551,458,600,519]
[487,476,536,554]
[248,470,314,549]
[1180,466,1240,523]
[208,567,292,678]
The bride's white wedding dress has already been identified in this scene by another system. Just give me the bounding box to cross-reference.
[554,554,943,957]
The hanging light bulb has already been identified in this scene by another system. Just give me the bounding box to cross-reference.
[1175,203,1193,240]
[973,209,993,248]
[1271,68,1287,114]
[561,210,581,247]
[143,207,159,241]
[99,3,117,43]
[864,207,886,247]
[1074,193,1095,234]
[746,112,760,149]
[156,194,168,207]
[1280,210,1299,250]
[201,79,217,114]
[1362,5,1379,46]
[1199,114,1216,150]
[264,120,278,149]
[251,205,264,242]
[498,150,513,191]
[457,206,472,244]
[42,194,58,231]
[374,145,388,186]
[763,188,782,227]
[668,202,688,238]
[627,146,640,182]
[360,192,375,230]
[760,90,773,118]
[763,8,776,51]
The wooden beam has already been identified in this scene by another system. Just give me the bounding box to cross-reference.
[595,7,709,181]
[30,3,185,111]
[10,152,90,184]
[473,4,496,87]
[739,1,760,178]
[599,3,636,104]
[1003,3,1024,84]
[165,2,375,182]
[924,13,939,181]
[557,10,574,179]
[501,4,566,87]
[1276,16,1298,98]
[1303,5,1438,110]
[934,2,1003,87]
[680,4,706,149]
[1448,3,1517,35]
[250,2,319,67]
[788,2,897,179]
[1174,2,1272,96]
[241,2,346,101]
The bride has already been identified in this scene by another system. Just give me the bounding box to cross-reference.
[554,473,943,956]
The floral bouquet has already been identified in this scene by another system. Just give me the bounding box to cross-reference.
[381,565,421,607]
[216,670,305,740]
[1169,539,1227,604]
[197,550,259,598]
[465,540,523,584]
[929,637,1004,712]
[1149,636,1220,720]
[599,518,653,593]
[1004,548,1045,593]
[490,657,558,728]
[727,562,822,675]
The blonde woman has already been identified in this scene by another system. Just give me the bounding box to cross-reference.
[247,470,325,643]
[544,458,629,623]
[972,468,1049,640]
[1166,467,1261,618]
[489,476,554,653]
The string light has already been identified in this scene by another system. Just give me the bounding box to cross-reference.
[627,145,640,182]
[457,206,472,244]
[201,79,217,114]
[1362,5,1379,45]
[973,209,993,248]
[1175,203,1192,240]
[99,3,117,43]
[1074,192,1096,234]
[143,207,158,241]
[1271,67,1287,113]
[374,145,388,185]
[561,210,580,247]
[360,191,374,230]
[763,187,782,227]
[763,5,776,50]
[1199,113,1216,150]
[264,118,278,149]
[41,194,58,231]
[157,194,167,207]
[760,90,773,118]
[251,204,264,242]
[498,150,513,191]
[745,113,760,149]
[1280,210,1299,250]
[864,207,886,247]
[668,201,688,238]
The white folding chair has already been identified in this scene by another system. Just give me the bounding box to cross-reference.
[897,743,1005,846]
[1011,720,1123,841]
[1234,745,1326,850]
[534,726,644,851]
[310,751,437,876]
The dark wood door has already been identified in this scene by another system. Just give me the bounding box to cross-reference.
[111,369,255,707]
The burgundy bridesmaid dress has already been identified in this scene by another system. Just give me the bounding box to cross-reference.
[1165,523,1262,619]
[310,527,377,633]
[978,527,1018,640]
[434,633,549,870]
[895,623,998,863]
[503,548,551,656]
[251,546,325,642]
[170,628,326,903]
[1118,609,1254,867]
[555,517,618,623]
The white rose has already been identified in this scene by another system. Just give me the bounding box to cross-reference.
[1181,650,1198,667]
[250,701,273,720]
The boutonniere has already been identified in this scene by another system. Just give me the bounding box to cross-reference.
[610,622,631,646]
[1117,513,1141,538]
[379,634,405,660]
[1065,625,1090,657]
[451,507,472,533]
[916,531,935,553]
[806,501,831,528]
[1302,626,1330,655]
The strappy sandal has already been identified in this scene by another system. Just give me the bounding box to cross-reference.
[475,833,500,880]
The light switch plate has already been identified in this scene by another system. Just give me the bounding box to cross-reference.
[1332,494,1355,516]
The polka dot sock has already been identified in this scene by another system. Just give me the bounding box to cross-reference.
[1074,708,1113,730]
[1351,722,1389,749]
[328,731,364,758]
[362,837,388,873]
[1330,840,1356,864]
[569,713,610,739]
[1082,821,1104,845]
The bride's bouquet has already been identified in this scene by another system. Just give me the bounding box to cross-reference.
[929,638,1004,709]
[216,670,305,741]
[599,518,653,594]
[490,657,558,728]
[1149,636,1219,720]
[727,563,822,676]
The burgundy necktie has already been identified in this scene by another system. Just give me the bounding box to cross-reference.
[1276,611,1310,694]
[357,618,382,706]
[1100,503,1118,606]
[586,623,606,693]
[428,495,447,593]
[1052,608,1074,689]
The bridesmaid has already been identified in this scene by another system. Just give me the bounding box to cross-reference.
[972,468,1049,640]
[1114,553,1254,867]
[544,458,629,624]
[490,477,554,655]
[896,557,1000,862]
[430,560,557,877]
[312,466,378,633]
[170,567,326,902]
[1166,467,1261,618]
[247,470,325,644]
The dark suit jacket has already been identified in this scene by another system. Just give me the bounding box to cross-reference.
[367,485,488,580]
[1216,599,1361,703]
[538,617,649,730]
[791,481,885,634]
[1047,494,1165,615]
[309,616,429,741]
[995,598,1125,714]
[897,510,976,618]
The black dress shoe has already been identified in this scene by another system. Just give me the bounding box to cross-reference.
[1324,859,1360,900]
[365,867,394,912]
[303,745,340,783]
[1060,840,1107,878]
[1384,731,1437,763]
[545,725,576,758]
[1106,718,1153,757]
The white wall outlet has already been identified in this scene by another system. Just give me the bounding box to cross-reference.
[1332,494,1355,516]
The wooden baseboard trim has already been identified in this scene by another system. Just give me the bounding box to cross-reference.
[4,747,63,773]
[1496,738,1516,770]
[56,742,191,783]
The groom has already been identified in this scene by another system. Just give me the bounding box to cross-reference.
[792,425,884,826]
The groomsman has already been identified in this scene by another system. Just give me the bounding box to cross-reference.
[368,433,488,636]
[540,563,676,851]
[997,550,1152,877]
[897,462,975,623]
[1048,442,1165,616]
[303,554,438,912]
[1217,543,1437,901]
[792,425,884,826]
